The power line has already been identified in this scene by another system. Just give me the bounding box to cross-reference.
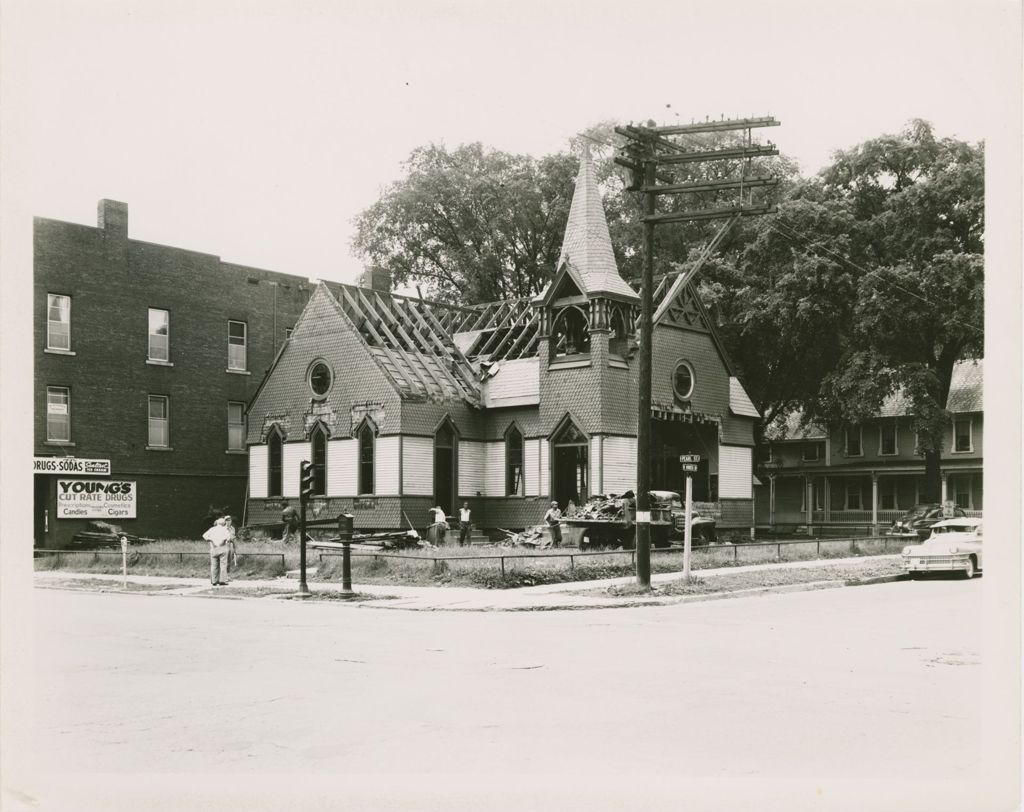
[767,221,983,336]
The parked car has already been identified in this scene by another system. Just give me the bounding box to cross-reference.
[888,503,967,540]
[68,521,140,550]
[901,518,983,579]
[649,490,718,544]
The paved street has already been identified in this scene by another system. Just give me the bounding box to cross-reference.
[30,579,986,790]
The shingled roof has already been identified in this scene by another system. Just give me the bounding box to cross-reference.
[534,146,638,303]
[769,359,985,440]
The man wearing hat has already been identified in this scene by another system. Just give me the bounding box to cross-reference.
[544,501,562,548]
[203,517,233,586]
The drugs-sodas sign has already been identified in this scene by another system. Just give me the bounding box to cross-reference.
[57,479,137,519]
[34,456,111,475]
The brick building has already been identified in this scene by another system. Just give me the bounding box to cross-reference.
[245,150,761,535]
[755,359,984,531]
[34,200,310,546]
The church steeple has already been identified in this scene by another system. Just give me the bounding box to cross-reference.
[554,144,637,302]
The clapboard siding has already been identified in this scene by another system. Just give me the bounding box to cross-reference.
[459,441,485,497]
[282,442,311,498]
[376,436,401,495]
[590,436,603,495]
[327,438,357,496]
[539,440,550,497]
[719,445,752,498]
[249,445,268,498]
[603,436,636,495]
[403,436,433,495]
[484,441,505,497]
[524,439,540,496]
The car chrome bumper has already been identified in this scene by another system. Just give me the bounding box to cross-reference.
[902,555,970,572]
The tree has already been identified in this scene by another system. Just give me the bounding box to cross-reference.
[351,143,578,304]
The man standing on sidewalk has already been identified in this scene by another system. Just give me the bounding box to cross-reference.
[203,518,232,586]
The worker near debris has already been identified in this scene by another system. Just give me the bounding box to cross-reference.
[280,500,300,544]
[203,517,233,586]
[429,505,448,545]
[544,501,562,547]
[458,502,472,546]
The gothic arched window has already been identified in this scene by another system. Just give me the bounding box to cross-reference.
[551,306,590,358]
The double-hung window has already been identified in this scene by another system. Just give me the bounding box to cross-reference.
[954,419,972,452]
[47,294,71,351]
[228,402,246,451]
[228,321,247,371]
[148,395,169,448]
[844,425,862,457]
[46,386,71,442]
[879,421,897,455]
[148,308,170,362]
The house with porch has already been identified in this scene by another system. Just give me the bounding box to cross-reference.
[244,147,761,536]
[755,359,983,531]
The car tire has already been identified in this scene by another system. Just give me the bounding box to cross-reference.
[961,557,975,580]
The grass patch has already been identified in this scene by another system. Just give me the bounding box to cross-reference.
[36,537,901,590]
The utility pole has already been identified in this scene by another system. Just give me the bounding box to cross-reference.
[616,116,781,589]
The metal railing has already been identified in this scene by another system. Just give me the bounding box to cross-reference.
[34,549,287,567]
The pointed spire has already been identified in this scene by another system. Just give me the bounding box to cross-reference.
[555,144,637,301]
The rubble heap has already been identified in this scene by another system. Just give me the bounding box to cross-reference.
[566,491,635,520]
[498,524,551,549]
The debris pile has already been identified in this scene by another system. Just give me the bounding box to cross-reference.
[567,491,635,521]
[310,529,422,552]
[497,524,551,549]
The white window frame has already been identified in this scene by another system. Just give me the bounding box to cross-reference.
[148,395,169,448]
[46,386,71,442]
[801,442,821,462]
[47,294,71,351]
[227,401,246,451]
[228,320,247,371]
[878,420,898,456]
[148,308,170,362]
[952,475,973,509]
[953,418,973,453]
[844,425,863,457]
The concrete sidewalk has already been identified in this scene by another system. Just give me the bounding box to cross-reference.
[33,555,903,611]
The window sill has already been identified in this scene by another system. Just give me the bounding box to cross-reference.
[226,369,251,375]
[146,446,174,451]
[44,348,76,356]
[225,449,247,455]
[878,452,898,457]
[44,440,75,447]
[608,357,629,369]
[951,449,974,454]
[146,359,174,367]
[548,358,592,371]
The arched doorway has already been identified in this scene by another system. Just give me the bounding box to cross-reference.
[434,420,458,515]
[552,418,588,509]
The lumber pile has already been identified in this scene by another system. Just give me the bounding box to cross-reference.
[567,491,635,520]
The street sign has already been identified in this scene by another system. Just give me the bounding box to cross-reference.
[680,463,699,473]
[678,454,701,464]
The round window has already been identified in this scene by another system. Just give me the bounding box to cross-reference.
[308,361,333,397]
[673,361,694,400]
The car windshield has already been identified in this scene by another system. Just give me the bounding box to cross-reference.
[932,524,976,535]
[904,506,933,519]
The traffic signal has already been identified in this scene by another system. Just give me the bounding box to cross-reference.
[300,460,315,504]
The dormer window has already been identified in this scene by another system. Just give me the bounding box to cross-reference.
[551,306,590,358]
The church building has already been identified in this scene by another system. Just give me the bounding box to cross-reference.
[245,149,761,534]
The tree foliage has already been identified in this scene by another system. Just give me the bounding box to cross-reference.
[352,143,578,303]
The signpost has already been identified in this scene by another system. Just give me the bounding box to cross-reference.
[679,455,701,580]
[120,535,129,590]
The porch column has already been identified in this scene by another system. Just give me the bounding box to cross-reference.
[871,473,879,535]
[769,474,776,528]
[824,475,831,522]
[805,476,813,528]
[940,471,948,503]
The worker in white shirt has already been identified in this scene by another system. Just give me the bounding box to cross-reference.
[458,502,472,546]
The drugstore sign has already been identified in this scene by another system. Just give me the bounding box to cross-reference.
[57,479,137,519]
[34,457,111,475]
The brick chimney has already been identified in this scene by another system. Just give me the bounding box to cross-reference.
[369,267,391,293]
[97,199,128,238]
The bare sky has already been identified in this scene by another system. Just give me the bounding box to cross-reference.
[2,0,1016,284]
